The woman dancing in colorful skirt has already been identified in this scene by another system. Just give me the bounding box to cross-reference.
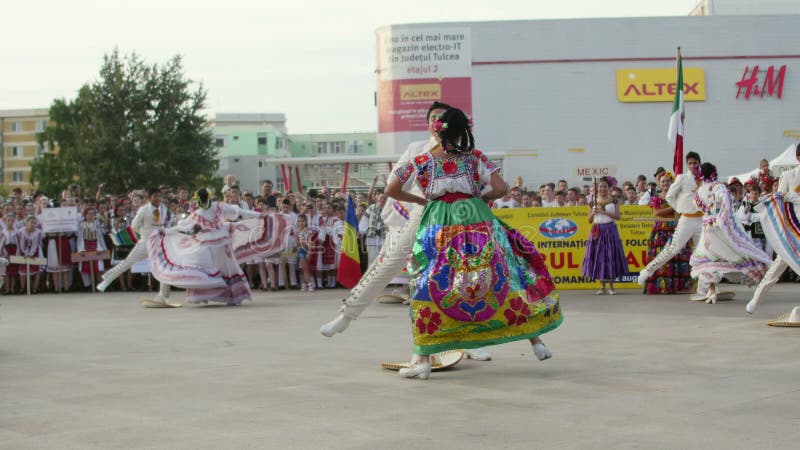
[148,188,287,305]
[384,108,563,380]
[690,163,771,303]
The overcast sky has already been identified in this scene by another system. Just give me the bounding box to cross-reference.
[2,0,699,133]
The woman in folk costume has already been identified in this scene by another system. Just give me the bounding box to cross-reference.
[2,212,19,294]
[690,163,771,304]
[16,215,44,293]
[644,171,694,295]
[41,202,75,292]
[580,177,629,295]
[318,200,339,288]
[385,108,562,380]
[77,207,107,289]
[148,188,285,305]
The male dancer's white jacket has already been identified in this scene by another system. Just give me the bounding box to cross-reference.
[97,201,170,294]
[333,136,437,319]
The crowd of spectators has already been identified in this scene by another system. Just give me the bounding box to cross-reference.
[0,157,785,295]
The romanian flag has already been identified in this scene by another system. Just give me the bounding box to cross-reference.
[110,226,139,247]
[668,47,685,175]
[337,195,362,289]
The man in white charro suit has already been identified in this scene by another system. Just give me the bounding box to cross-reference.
[638,151,711,300]
[319,102,493,361]
[747,143,800,314]
[97,187,174,307]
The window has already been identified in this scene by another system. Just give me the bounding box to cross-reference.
[215,136,226,148]
[334,142,342,153]
[11,146,22,157]
[37,143,47,157]
[276,138,285,149]
[233,135,239,141]
[258,136,267,145]
[10,121,20,132]
[353,164,359,173]
[36,119,48,132]
[12,171,24,182]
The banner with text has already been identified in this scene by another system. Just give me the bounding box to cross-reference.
[493,206,654,289]
[376,27,472,133]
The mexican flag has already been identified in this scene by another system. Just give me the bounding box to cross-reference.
[668,48,685,175]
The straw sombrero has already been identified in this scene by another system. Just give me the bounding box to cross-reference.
[381,350,464,371]
[140,298,183,308]
[689,291,735,302]
[377,294,407,304]
[768,306,800,327]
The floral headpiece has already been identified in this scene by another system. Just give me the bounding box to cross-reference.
[432,116,474,133]
[432,117,448,132]
[193,188,214,209]
[604,176,618,189]
[701,166,719,182]
[744,177,759,187]
[660,170,675,182]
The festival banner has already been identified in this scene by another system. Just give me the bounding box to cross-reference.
[493,206,654,289]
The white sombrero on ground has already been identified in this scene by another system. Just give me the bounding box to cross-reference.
[376,294,406,304]
[140,298,183,308]
[768,306,800,327]
[689,291,735,302]
[381,350,464,371]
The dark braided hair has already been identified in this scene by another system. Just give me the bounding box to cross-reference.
[699,162,718,182]
[435,108,475,155]
[194,188,213,209]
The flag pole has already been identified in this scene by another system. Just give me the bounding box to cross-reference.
[669,46,685,175]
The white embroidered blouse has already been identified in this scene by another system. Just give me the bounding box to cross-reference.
[393,149,499,199]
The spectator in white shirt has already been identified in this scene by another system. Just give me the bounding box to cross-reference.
[541,184,558,207]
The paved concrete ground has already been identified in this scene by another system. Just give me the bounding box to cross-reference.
[0,284,798,450]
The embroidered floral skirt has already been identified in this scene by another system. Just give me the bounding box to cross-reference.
[690,221,771,285]
[408,197,562,355]
[644,220,694,295]
[148,229,251,305]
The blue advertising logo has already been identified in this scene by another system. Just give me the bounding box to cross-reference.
[538,218,578,239]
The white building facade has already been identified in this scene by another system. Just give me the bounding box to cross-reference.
[376,13,800,186]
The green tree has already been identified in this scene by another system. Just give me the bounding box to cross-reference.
[33,49,217,195]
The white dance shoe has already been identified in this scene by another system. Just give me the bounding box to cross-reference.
[705,292,718,304]
[532,342,552,361]
[637,269,651,286]
[465,348,492,361]
[399,362,431,380]
[319,314,351,337]
[745,298,758,314]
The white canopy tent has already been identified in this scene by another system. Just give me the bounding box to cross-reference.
[727,143,799,183]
